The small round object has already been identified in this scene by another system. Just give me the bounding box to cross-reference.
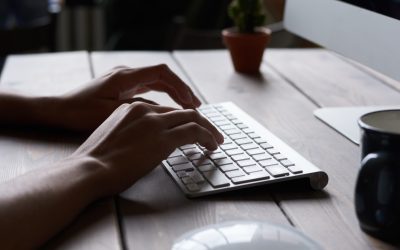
[172,221,322,250]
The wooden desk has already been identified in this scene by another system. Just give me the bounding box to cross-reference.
[1,49,399,250]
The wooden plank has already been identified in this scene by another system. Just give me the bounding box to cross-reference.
[174,50,398,250]
[0,52,121,249]
[264,49,400,107]
[90,51,290,250]
[337,54,400,93]
[0,51,92,95]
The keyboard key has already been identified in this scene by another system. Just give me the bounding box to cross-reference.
[243,165,264,174]
[181,176,194,184]
[225,148,243,156]
[273,153,287,161]
[213,157,234,166]
[169,149,182,158]
[183,148,202,156]
[241,143,259,150]
[192,158,213,166]
[225,169,246,179]
[180,144,197,150]
[260,142,273,149]
[208,152,226,160]
[253,153,271,161]
[230,133,247,140]
[266,148,280,155]
[185,183,200,192]
[188,171,206,183]
[222,138,234,144]
[225,114,235,120]
[235,138,253,145]
[220,143,238,151]
[176,171,188,178]
[172,163,195,172]
[280,159,295,167]
[188,153,203,160]
[247,132,260,139]
[203,170,231,188]
[242,128,254,134]
[210,116,225,122]
[236,159,257,167]
[205,112,221,118]
[232,154,250,161]
[265,165,289,177]
[231,171,270,184]
[237,123,248,129]
[219,124,236,131]
[198,163,217,172]
[259,158,280,167]
[198,107,214,113]
[254,138,267,144]
[288,165,303,174]
[167,156,189,166]
[219,163,239,172]
[230,118,242,124]
[214,120,230,126]
[225,128,241,135]
[246,148,265,156]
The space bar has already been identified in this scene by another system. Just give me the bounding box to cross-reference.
[231,171,270,184]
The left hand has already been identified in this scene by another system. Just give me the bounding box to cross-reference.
[54,64,201,131]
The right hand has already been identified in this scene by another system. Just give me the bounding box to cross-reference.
[71,101,224,196]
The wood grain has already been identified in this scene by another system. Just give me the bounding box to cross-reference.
[90,51,291,250]
[0,52,121,249]
[265,49,400,107]
[174,49,399,250]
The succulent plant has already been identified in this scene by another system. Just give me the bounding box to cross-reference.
[228,0,266,33]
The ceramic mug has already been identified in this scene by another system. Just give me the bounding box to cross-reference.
[356,110,400,243]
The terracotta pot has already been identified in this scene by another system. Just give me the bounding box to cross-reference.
[222,27,271,74]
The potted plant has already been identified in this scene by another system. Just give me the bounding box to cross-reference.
[222,0,271,74]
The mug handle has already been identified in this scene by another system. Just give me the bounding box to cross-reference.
[356,152,398,225]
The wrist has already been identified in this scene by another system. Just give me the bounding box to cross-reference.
[30,96,64,128]
[60,155,109,202]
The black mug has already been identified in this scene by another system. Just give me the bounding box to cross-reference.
[356,110,400,243]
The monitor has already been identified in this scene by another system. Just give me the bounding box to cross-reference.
[284,0,400,82]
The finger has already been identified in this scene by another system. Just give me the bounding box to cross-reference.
[119,102,179,124]
[118,97,159,106]
[140,81,198,109]
[166,122,219,151]
[158,109,224,144]
[116,65,201,108]
[157,65,202,107]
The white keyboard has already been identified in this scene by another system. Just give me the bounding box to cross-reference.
[162,102,328,198]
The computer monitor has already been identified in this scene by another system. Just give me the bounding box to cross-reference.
[284,0,400,82]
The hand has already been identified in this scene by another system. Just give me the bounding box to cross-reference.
[71,102,224,196]
[55,64,201,131]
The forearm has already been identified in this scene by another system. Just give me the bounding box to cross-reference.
[0,92,61,127]
[0,156,106,249]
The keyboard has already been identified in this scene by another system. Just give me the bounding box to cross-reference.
[162,102,328,197]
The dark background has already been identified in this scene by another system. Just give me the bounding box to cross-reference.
[340,0,400,20]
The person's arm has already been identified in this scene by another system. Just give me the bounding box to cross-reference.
[0,102,224,249]
[0,64,201,131]
[0,92,56,126]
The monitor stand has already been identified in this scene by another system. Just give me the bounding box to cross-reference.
[314,106,400,145]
